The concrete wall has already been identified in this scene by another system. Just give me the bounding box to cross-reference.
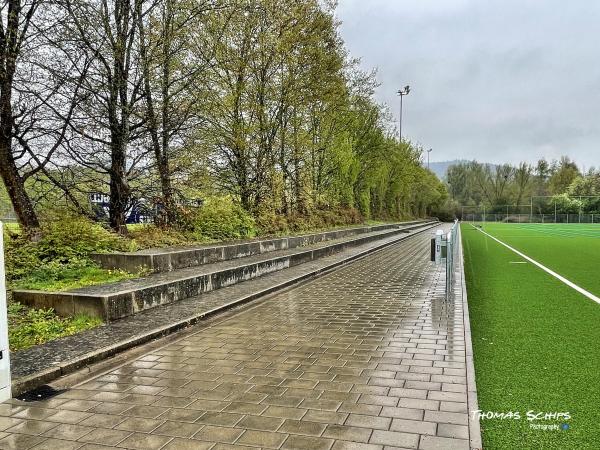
[90,222,425,273]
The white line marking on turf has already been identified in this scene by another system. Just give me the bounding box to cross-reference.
[473,225,600,305]
[509,261,527,264]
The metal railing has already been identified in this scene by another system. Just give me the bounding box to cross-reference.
[432,219,459,299]
[445,220,459,299]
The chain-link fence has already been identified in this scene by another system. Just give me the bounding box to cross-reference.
[462,213,599,224]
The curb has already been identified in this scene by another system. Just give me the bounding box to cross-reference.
[458,224,483,450]
[12,222,440,397]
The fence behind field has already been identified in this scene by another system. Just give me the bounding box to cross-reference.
[461,213,599,224]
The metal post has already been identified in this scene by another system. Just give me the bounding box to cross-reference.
[435,230,444,264]
[0,222,12,402]
[530,199,533,223]
[399,94,403,140]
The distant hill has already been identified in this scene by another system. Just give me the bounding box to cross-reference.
[427,160,470,180]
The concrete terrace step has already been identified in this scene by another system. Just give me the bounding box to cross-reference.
[13,221,437,322]
[10,222,440,396]
[90,221,427,273]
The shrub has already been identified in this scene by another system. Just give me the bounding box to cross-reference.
[35,215,124,261]
[127,224,193,250]
[4,215,125,284]
[192,197,256,240]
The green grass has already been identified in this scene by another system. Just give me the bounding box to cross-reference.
[462,223,600,449]
[8,302,102,351]
[13,263,139,292]
[474,222,600,296]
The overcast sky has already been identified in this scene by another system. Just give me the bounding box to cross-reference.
[336,0,600,168]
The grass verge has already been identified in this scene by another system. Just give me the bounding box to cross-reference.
[13,265,139,292]
[8,302,102,352]
[461,223,600,449]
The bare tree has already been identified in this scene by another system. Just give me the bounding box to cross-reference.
[0,0,42,233]
[54,0,149,234]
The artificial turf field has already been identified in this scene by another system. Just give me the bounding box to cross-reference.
[461,223,600,449]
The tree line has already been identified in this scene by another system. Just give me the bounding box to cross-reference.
[447,156,600,214]
[0,0,447,238]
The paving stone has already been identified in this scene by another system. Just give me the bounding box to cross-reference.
[0,433,45,449]
[397,398,439,411]
[236,430,288,448]
[0,417,24,432]
[42,423,94,441]
[322,424,372,442]
[277,419,326,436]
[235,415,284,432]
[153,420,203,438]
[4,419,58,436]
[423,411,468,426]
[436,423,469,440]
[369,430,419,448]
[418,435,469,450]
[115,417,164,433]
[379,407,424,421]
[162,438,214,450]
[30,438,84,450]
[439,401,468,413]
[332,442,383,450]
[426,391,466,403]
[193,425,243,443]
[44,410,92,424]
[302,410,348,425]
[12,408,58,421]
[345,414,391,430]
[390,418,437,435]
[281,434,334,449]
[77,428,131,446]
[117,432,173,449]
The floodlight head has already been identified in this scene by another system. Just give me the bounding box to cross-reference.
[397,85,411,96]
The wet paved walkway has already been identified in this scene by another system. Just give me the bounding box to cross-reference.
[0,226,475,450]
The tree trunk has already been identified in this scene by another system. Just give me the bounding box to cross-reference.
[138,1,176,226]
[109,136,130,234]
[0,139,40,233]
[0,76,40,235]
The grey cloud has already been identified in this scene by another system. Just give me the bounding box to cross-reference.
[336,0,600,167]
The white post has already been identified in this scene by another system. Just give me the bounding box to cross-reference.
[0,223,11,402]
[435,230,444,264]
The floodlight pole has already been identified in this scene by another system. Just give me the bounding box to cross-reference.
[427,148,432,170]
[397,85,410,141]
